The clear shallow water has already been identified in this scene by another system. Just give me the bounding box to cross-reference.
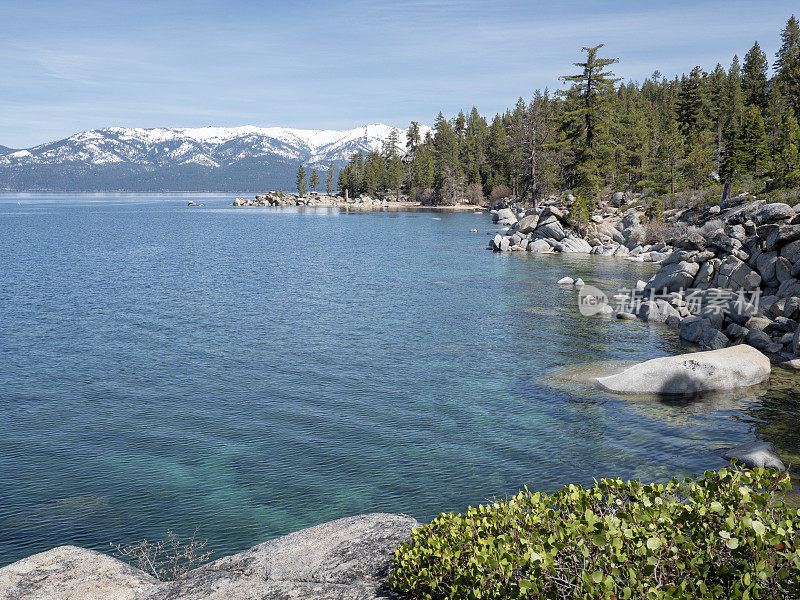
[1,193,798,566]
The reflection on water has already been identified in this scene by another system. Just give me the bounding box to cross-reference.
[0,194,799,567]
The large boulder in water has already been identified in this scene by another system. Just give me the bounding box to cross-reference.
[0,545,158,600]
[595,345,771,395]
[722,442,786,471]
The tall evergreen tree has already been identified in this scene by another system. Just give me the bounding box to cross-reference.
[309,169,319,191]
[677,66,709,139]
[559,44,620,196]
[406,122,421,154]
[742,41,769,109]
[296,165,307,196]
[775,15,800,74]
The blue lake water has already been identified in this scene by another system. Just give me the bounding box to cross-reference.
[1,193,798,566]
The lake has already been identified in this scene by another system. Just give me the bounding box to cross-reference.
[1,193,798,566]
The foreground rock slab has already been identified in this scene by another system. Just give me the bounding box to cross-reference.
[722,441,786,471]
[0,545,158,600]
[146,513,418,600]
[596,345,771,395]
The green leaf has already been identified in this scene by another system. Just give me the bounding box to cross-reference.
[646,537,661,551]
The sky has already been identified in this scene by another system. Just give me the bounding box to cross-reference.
[0,0,797,148]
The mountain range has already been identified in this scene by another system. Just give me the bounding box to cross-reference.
[0,124,429,192]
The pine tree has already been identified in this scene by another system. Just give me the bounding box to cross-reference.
[742,41,769,110]
[406,122,421,154]
[776,45,800,114]
[325,162,335,194]
[296,164,307,196]
[410,144,435,190]
[738,105,770,178]
[309,169,319,191]
[559,44,620,196]
[774,112,800,184]
[677,66,709,139]
[775,15,800,74]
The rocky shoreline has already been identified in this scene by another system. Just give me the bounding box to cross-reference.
[488,192,800,368]
[231,191,481,212]
[0,514,417,600]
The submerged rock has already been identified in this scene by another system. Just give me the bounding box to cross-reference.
[0,545,158,600]
[595,345,771,395]
[722,441,786,471]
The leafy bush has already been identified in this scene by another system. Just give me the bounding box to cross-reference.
[390,468,800,599]
[645,197,664,221]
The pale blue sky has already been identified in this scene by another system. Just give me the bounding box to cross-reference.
[0,0,796,148]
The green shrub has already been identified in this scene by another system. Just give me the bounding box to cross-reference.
[390,468,800,599]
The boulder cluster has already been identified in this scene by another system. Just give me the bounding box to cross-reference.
[232,192,401,208]
[614,199,800,362]
[488,195,669,262]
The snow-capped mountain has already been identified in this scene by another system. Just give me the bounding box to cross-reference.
[0,124,430,192]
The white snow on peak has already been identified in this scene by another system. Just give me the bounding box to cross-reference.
[0,123,432,169]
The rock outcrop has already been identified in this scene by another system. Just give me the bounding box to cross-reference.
[487,197,666,259]
[595,345,771,395]
[0,545,158,600]
[0,513,418,600]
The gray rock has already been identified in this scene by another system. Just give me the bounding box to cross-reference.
[534,220,566,241]
[728,224,746,241]
[793,326,800,355]
[646,261,700,293]
[662,250,698,266]
[746,329,773,351]
[778,277,800,298]
[724,323,748,339]
[596,345,771,395]
[527,239,551,253]
[146,514,418,600]
[755,251,778,283]
[638,299,680,323]
[616,312,637,320]
[676,232,708,251]
[717,255,762,290]
[765,224,800,251]
[597,223,625,244]
[492,208,516,225]
[517,214,540,234]
[752,202,795,225]
[610,191,625,207]
[692,261,715,290]
[0,546,158,600]
[726,298,758,325]
[679,316,728,349]
[777,256,793,283]
[784,296,800,319]
[722,442,786,471]
[554,236,592,253]
[557,277,574,285]
[781,239,800,264]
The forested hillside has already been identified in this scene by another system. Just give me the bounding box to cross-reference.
[338,15,800,209]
